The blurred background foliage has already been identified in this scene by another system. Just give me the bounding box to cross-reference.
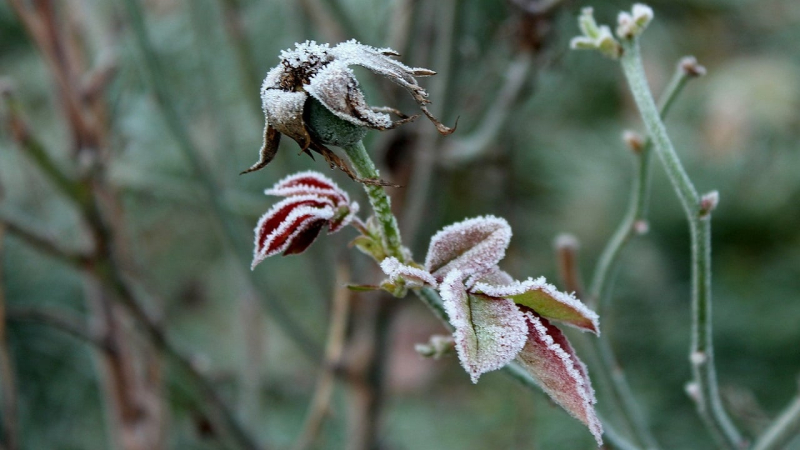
[0,0,799,449]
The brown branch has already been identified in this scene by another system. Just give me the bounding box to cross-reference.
[293,262,352,450]
[0,225,20,450]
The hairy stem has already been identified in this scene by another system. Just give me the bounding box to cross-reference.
[619,38,744,449]
[342,141,405,261]
[581,58,695,450]
[752,383,800,450]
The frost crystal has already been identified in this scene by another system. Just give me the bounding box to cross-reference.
[252,171,359,268]
[380,257,437,288]
[242,40,453,180]
[425,216,511,281]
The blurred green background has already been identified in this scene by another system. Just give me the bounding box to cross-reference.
[1,0,799,449]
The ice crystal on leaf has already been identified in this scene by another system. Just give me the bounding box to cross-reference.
[424,215,511,282]
[377,216,603,444]
[440,270,529,383]
[252,172,358,268]
[241,40,454,182]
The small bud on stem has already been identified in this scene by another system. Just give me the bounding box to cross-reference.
[699,190,720,218]
[679,56,707,78]
[623,130,645,154]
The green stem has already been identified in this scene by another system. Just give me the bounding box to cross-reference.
[341,141,405,262]
[619,38,744,449]
[582,60,694,450]
[752,386,800,450]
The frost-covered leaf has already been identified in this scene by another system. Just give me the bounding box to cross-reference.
[263,171,359,235]
[379,257,437,288]
[252,195,335,268]
[440,270,528,383]
[265,171,350,205]
[473,276,599,334]
[516,311,603,446]
[425,216,512,281]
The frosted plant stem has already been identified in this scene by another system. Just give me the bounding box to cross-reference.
[619,38,744,450]
[581,60,694,450]
[752,386,800,450]
[342,141,405,262]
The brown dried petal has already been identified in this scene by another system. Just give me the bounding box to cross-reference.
[262,88,311,148]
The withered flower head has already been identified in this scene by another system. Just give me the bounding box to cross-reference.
[241,40,454,182]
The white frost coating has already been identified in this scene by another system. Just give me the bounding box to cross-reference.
[473,276,599,334]
[252,203,335,268]
[425,216,512,281]
[306,60,393,128]
[379,257,437,288]
[265,170,349,205]
[441,269,528,383]
[522,313,603,446]
[261,89,306,137]
[278,40,332,70]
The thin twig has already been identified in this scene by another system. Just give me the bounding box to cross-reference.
[442,50,536,166]
[751,378,800,450]
[619,38,744,449]
[293,262,352,450]
[576,57,699,450]
[6,306,112,352]
[400,0,458,245]
[0,207,92,269]
[119,0,321,362]
[0,224,20,450]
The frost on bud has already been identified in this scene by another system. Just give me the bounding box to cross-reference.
[685,381,702,403]
[424,216,511,282]
[516,311,603,446]
[616,3,654,39]
[699,190,720,218]
[570,7,621,59]
[252,171,358,268]
[690,351,708,365]
[440,270,529,383]
[623,130,645,154]
[242,40,453,182]
[679,56,707,78]
[633,219,650,235]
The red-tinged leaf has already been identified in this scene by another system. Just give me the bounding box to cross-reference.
[252,197,335,268]
[282,220,326,255]
[266,171,349,205]
[440,270,528,383]
[380,257,437,288]
[425,216,512,281]
[516,311,602,446]
[473,276,599,334]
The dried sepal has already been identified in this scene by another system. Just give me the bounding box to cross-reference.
[241,124,281,175]
[516,311,603,446]
[441,270,528,383]
[380,256,437,288]
[425,216,512,281]
[473,276,599,334]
